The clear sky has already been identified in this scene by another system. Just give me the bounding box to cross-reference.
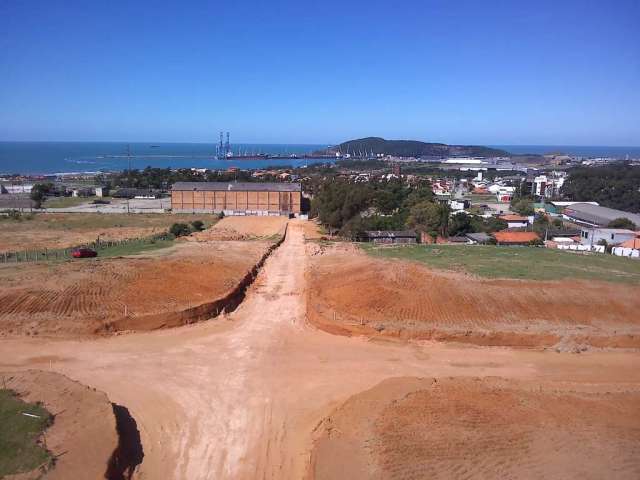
[1,0,639,146]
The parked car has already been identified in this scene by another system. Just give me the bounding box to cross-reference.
[71,248,97,258]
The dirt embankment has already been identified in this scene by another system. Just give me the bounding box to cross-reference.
[187,216,287,241]
[0,213,216,253]
[306,245,640,348]
[308,376,640,480]
[1,370,132,480]
[0,240,272,337]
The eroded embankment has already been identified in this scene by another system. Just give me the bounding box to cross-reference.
[306,246,640,349]
[1,370,121,480]
[308,377,640,480]
[98,227,287,333]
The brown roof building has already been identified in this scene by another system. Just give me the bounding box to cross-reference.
[492,231,540,245]
[171,182,302,215]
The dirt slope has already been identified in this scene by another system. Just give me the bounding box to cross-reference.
[309,376,640,480]
[0,222,639,479]
[2,370,119,480]
[188,216,287,241]
[307,245,640,348]
[0,240,269,337]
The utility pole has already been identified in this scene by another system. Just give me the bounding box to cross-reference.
[126,144,131,214]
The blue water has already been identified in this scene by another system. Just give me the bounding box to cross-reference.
[0,142,331,175]
[2,142,639,175]
[492,145,640,158]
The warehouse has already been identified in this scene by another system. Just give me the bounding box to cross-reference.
[171,182,302,215]
[563,203,640,228]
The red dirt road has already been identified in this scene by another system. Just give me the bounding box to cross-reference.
[1,222,639,478]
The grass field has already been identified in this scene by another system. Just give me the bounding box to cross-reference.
[362,244,640,284]
[44,196,105,208]
[0,389,53,476]
[97,238,175,257]
[0,212,219,253]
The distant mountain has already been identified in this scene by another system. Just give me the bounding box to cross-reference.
[325,137,510,158]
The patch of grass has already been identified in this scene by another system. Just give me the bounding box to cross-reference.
[0,389,53,476]
[361,244,640,284]
[44,196,101,208]
[96,238,175,258]
[0,213,219,232]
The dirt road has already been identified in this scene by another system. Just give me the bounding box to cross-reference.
[1,221,639,478]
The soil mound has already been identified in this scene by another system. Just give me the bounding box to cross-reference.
[307,247,640,348]
[309,377,640,480]
[0,240,269,337]
[188,216,287,241]
[1,370,121,480]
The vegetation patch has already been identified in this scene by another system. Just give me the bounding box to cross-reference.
[0,389,53,477]
[362,244,640,284]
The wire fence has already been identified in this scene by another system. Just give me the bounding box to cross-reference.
[0,231,173,264]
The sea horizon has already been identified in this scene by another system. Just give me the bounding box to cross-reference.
[1,140,640,175]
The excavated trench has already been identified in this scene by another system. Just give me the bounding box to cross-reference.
[105,404,144,480]
[98,226,288,334]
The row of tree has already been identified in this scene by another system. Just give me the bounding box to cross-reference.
[561,164,640,213]
[310,179,509,240]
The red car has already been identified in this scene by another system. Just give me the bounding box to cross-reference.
[71,248,98,258]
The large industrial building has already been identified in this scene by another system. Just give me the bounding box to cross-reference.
[171,182,302,215]
[563,203,640,228]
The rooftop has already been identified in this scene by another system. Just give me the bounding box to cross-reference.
[500,214,529,222]
[365,230,416,238]
[564,203,640,227]
[492,231,540,244]
[171,182,301,192]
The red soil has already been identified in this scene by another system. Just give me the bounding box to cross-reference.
[309,377,640,480]
[2,370,119,480]
[0,240,270,337]
[307,246,640,348]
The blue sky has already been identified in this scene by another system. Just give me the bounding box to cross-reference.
[1,0,639,145]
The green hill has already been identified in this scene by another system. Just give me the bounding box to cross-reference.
[327,137,510,158]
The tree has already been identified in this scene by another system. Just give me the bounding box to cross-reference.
[511,199,534,216]
[407,201,447,237]
[30,183,54,209]
[190,220,205,231]
[607,217,636,230]
[448,212,473,236]
[170,223,191,237]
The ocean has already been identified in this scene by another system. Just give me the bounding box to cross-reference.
[0,142,331,175]
[1,142,639,175]
[492,145,640,158]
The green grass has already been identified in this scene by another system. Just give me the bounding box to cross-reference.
[361,244,640,284]
[0,389,53,477]
[44,196,104,208]
[464,194,499,203]
[96,238,175,258]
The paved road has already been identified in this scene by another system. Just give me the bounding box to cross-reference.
[1,221,639,478]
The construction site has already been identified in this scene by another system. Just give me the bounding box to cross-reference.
[1,216,639,479]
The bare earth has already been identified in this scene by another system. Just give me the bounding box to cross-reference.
[2,370,118,480]
[0,213,216,252]
[0,240,269,337]
[0,221,639,478]
[188,215,287,241]
[307,243,640,349]
[309,377,640,480]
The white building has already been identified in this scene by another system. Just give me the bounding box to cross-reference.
[579,228,636,247]
[533,173,565,198]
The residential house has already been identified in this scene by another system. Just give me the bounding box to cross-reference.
[492,231,540,245]
[499,214,532,229]
[579,228,637,247]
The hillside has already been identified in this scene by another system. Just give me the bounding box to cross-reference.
[327,137,510,158]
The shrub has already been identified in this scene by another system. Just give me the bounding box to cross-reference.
[190,220,205,231]
[169,223,191,237]
[607,217,636,230]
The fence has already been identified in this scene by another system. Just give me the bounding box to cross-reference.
[0,231,172,264]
